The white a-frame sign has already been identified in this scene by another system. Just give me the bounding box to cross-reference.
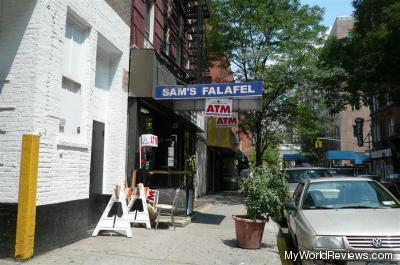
[92,185,132,238]
[127,183,151,229]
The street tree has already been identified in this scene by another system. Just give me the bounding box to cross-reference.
[318,0,400,112]
[289,103,328,165]
[207,0,326,166]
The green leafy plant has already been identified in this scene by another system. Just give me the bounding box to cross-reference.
[186,154,196,173]
[241,165,288,221]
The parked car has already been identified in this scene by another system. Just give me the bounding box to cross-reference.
[279,167,332,229]
[285,167,332,195]
[328,167,356,177]
[380,173,400,199]
[285,177,400,264]
[358,174,382,181]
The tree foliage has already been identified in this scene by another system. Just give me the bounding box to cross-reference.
[290,103,327,164]
[241,165,288,221]
[318,0,400,112]
[207,0,326,166]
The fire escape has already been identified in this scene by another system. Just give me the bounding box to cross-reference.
[185,0,211,84]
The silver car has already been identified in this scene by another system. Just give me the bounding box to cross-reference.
[286,177,400,265]
[285,167,332,195]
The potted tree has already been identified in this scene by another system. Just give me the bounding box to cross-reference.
[233,165,288,249]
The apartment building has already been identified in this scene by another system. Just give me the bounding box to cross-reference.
[325,16,370,154]
[127,0,210,202]
[370,94,400,177]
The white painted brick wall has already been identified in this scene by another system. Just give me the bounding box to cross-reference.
[0,0,129,205]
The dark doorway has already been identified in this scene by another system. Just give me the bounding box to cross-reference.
[90,121,105,195]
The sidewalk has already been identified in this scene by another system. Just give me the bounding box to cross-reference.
[1,192,281,265]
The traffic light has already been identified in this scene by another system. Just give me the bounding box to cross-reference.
[355,118,364,147]
[315,139,323,149]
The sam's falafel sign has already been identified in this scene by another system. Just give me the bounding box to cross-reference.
[155,81,262,99]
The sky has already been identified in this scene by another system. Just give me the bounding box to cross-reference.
[300,0,355,28]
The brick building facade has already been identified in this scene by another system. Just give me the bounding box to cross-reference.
[370,95,400,177]
[325,16,370,154]
[126,0,210,203]
[0,0,130,257]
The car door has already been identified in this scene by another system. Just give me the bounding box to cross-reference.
[288,182,305,235]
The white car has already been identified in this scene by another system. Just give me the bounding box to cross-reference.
[286,177,400,265]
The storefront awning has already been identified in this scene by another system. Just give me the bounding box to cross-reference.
[326,150,356,161]
[355,154,370,165]
[282,153,307,161]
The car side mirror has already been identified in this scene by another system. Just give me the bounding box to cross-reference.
[285,202,297,211]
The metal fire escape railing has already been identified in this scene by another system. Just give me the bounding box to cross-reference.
[157,0,211,84]
[185,0,211,84]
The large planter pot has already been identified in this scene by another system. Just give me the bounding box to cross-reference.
[233,215,267,249]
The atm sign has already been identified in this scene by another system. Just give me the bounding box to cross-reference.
[216,113,238,128]
[141,134,158,147]
[205,99,232,117]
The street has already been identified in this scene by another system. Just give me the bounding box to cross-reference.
[1,0,399,264]
[1,193,283,265]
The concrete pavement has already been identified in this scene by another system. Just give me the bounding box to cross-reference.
[1,192,282,265]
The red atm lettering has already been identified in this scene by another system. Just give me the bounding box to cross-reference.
[220,105,230,113]
[206,104,231,114]
[228,117,237,124]
[216,117,237,125]
[206,105,215,113]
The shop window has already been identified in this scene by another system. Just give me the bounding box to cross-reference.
[144,0,154,48]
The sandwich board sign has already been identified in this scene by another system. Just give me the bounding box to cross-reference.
[205,98,232,117]
[216,113,238,128]
[92,186,132,238]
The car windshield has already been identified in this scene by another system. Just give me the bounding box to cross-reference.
[302,181,400,210]
[286,169,331,183]
[329,167,355,177]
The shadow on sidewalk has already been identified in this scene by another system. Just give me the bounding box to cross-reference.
[191,212,225,225]
[221,239,275,249]
[277,229,296,265]
[194,192,244,209]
